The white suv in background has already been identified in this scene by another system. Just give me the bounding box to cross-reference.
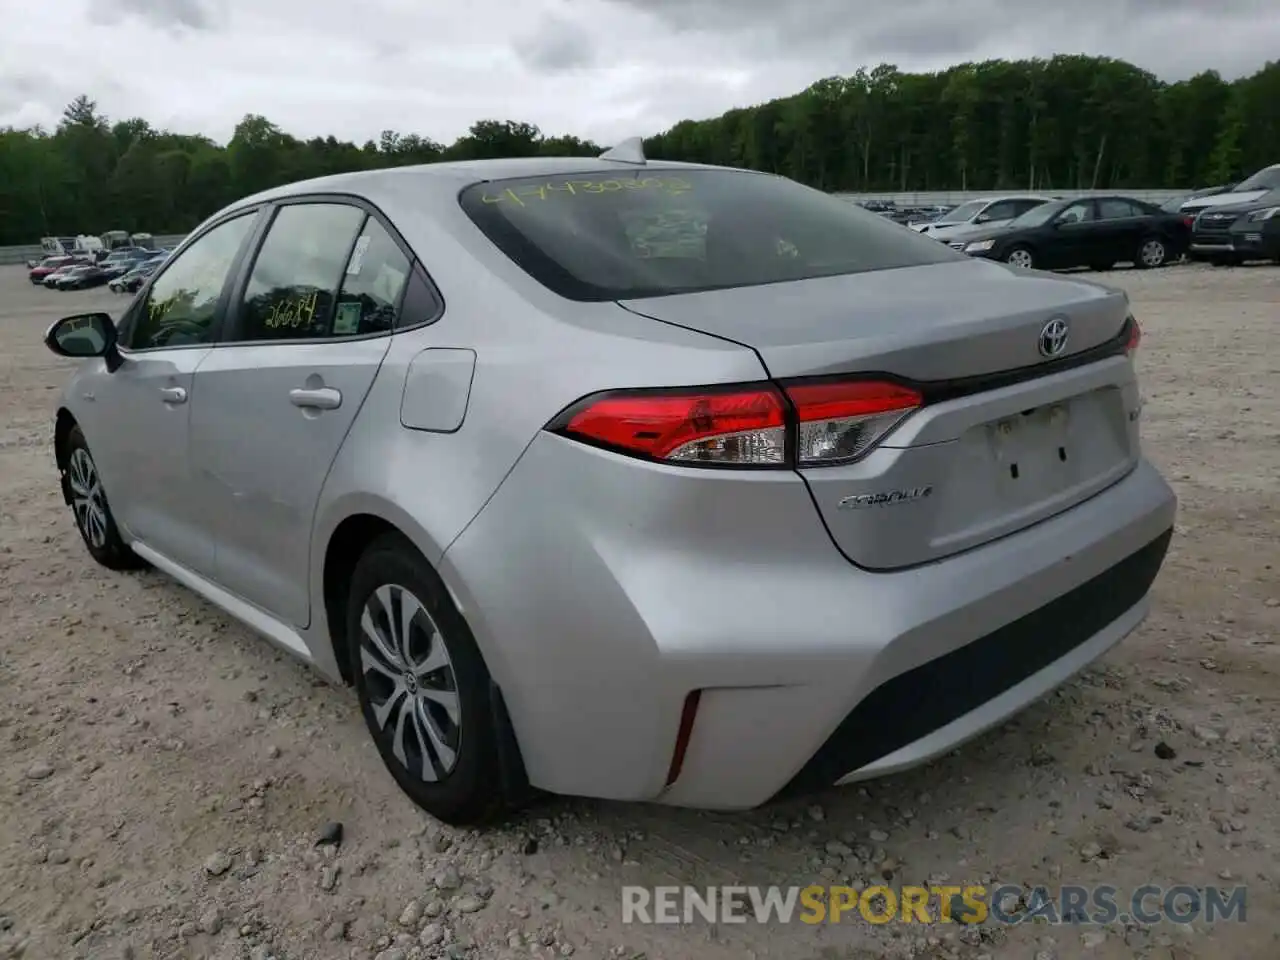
[912,195,1055,241]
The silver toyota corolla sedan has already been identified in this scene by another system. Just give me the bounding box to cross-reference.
[44,144,1177,825]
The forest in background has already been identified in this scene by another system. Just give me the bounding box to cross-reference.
[0,54,1277,245]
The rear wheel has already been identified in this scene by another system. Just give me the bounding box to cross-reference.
[1005,246,1035,269]
[1134,237,1167,269]
[64,426,145,570]
[347,534,508,825]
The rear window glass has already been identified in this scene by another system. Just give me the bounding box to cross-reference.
[459,170,960,301]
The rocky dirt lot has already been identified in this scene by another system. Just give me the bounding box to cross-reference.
[0,262,1276,960]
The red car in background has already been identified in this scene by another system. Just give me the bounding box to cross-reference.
[28,255,90,285]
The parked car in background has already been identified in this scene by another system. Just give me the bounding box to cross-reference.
[43,264,86,288]
[1190,188,1280,265]
[97,248,156,281]
[109,254,168,293]
[51,264,109,290]
[911,195,1054,241]
[948,195,1190,270]
[41,150,1175,824]
[1179,164,1280,224]
[29,255,88,284]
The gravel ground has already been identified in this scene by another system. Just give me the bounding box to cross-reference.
[0,262,1276,960]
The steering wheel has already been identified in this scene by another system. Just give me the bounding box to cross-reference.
[149,318,207,347]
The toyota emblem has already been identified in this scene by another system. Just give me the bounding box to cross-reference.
[1038,317,1069,358]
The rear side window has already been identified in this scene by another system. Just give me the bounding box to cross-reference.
[1098,199,1141,219]
[459,170,960,301]
[237,203,365,342]
[332,217,412,336]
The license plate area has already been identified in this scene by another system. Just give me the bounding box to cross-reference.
[976,389,1130,508]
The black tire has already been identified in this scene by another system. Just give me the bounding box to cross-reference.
[1004,245,1035,269]
[346,533,507,825]
[1134,237,1167,270]
[64,426,146,570]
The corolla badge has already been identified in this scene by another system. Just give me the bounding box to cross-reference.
[1038,316,1070,358]
[838,486,933,510]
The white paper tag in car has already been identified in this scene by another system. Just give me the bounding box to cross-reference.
[347,235,372,275]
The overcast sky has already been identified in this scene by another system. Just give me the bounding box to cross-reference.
[1,0,1276,146]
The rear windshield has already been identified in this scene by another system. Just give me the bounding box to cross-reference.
[459,169,960,301]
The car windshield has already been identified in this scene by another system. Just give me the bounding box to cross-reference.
[1233,167,1280,192]
[460,169,961,301]
[1008,201,1069,228]
[935,200,987,224]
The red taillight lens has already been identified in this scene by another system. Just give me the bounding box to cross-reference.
[1183,216,1194,228]
[557,386,788,465]
[1125,317,1142,355]
[786,380,922,465]
[551,378,921,468]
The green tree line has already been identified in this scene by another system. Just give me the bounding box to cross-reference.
[1,54,1277,245]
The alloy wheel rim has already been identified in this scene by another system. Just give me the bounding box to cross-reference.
[1009,249,1033,268]
[359,584,461,781]
[68,448,108,549]
[1141,241,1165,266]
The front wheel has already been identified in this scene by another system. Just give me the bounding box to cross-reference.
[1005,246,1035,269]
[64,426,145,570]
[347,534,509,825]
[1134,237,1167,269]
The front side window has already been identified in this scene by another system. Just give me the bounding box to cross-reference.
[236,203,365,342]
[460,170,959,301]
[1058,201,1095,224]
[126,213,256,350]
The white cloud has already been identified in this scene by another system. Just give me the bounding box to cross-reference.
[0,0,1276,146]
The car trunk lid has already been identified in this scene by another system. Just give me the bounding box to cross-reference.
[619,258,1141,569]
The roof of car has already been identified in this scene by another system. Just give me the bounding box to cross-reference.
[235,156,724,208]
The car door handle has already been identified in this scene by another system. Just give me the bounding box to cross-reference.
[159,386,187,404]
[289,387,342,410]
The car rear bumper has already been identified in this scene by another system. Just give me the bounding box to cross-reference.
[442,435,1176,809]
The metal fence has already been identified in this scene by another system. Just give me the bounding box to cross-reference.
[0,234,189,267]
[832,189,1186,207]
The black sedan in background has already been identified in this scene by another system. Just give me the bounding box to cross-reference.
[1190,188,1280,266]
[947,196,1191,271]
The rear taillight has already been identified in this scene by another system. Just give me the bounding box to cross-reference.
[1183,216,1194,228]
[549,378,921,469]
[554,386,788,466]
[787,380,923,465]
[1125,317,1142,355]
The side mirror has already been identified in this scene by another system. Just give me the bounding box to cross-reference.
[974,214,992,224]
[44,312,123,371]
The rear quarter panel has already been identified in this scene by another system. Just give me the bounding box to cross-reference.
[307,180,767,681]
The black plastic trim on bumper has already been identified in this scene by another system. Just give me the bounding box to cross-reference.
[777,527,1174,799]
